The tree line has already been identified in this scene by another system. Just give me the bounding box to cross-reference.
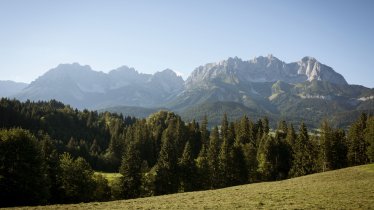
[0,98,373,207]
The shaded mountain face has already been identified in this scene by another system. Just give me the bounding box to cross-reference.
[0,80,28,97]
[15,63,184,109]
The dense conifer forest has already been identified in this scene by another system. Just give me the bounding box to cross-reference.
[0,98,373,207]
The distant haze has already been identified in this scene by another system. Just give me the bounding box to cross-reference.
[0,0,373,87]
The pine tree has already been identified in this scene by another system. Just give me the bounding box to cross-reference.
[175,117,188,158]
[365,116,374,162]
[236,115,250,144]
[207,126,220,189]
[178,142,197,192]
[257,134,278,180]
[187,120,202,158]
[119,142,142,199]
[195,145,210,190]
[38,132,60,203]
[200,115,209,147]
[218,136,231,187]
[241,140,258,182]
[221,113,229,142]
[154,119,179,195]
[289,122,316,177]
[230,141,248,185]
[332,129,348,169]
[319,120,333,171]
[347,113,369,165]
[286,123,296,147]
[274,133,292,179]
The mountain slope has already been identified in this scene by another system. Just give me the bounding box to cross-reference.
[0,80,28,97]
[15,63,184,109]
[24,164,374,209]
[185,55,347,89]
[167,56,373,127]
[8,55,373,127]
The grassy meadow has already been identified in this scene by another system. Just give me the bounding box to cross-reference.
[94,172,122,186]
[13,164,374,209]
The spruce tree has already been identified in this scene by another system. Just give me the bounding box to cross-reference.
[119,142,142,199]
[178,142,197,192]
[289,122,316,177]
[200,115,209,147]
[187,120,202,158]
[207,126,220,189]
[236,115,250,144]
[218,136,231,187]
[154,119,179,195]
[286,123,296,147]
[319,120,333,171]
[221,113,229,142]
[274,133,292,179]
[231,141,248,185]
[347,113,369,165]
[365,116,374,162]
[195,145,210,190]
[257,134,277,180]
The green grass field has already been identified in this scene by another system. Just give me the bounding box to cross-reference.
[18,164,374,209]
[94,171,122,186]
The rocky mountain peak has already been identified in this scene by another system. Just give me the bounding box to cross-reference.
[186,55,348,87]
[297,57,347,84]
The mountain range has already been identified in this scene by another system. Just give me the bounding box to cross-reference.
[0,80,28,97]
[2,55,373,127]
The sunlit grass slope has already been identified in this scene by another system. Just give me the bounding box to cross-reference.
[20,164,374,209]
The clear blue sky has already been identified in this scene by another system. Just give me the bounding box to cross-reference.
[0,0,373,87]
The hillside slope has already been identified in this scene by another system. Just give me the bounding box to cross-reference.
[25,164,374,209]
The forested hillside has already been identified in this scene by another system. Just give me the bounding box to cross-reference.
[0,98,373,207]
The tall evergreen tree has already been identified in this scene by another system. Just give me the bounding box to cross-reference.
[178,142,197,192]
[347,113,369,165]
[38,132,60,203]
[319,120,334,171]
[200,115,209,147]
[274,133,292,179]
[221,113,229,142]
[207,126,220,189]
[365,116,374,162]
[187,120,202,158]
[257,134,279,180]
[119,142,142,199]
[230,141,248,185]
[286,123,296,147]
[195,145,210,190]
[154,119,179,195]
[318,121,348,171]
[218,135,231,187]
[289,122,316,177]
[236,115,250,144]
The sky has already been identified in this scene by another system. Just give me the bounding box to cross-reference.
[0,0,373,87]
